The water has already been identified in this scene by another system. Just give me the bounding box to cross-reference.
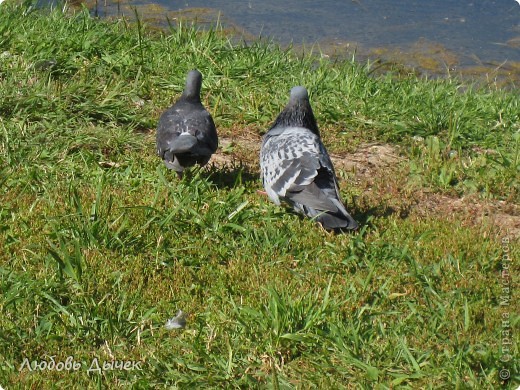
[82,0,520,82]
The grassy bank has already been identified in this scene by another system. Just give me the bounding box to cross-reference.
[0,2,518,388]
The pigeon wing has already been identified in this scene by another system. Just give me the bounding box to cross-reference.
[261,127,337,211]
[192,109,218,155]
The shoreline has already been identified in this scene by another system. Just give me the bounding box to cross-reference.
[70,0,520,89]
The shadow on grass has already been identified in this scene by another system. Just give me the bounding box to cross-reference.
[352,205,397,226]
[202,162,260,190]
[350,196,418,229]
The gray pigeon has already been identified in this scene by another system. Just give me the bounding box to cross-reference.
[260,86,358,231]
[156,69,218,177]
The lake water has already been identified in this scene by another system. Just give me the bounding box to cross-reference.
[79,0,520,83]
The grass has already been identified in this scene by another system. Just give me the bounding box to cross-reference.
[0,1,518,388]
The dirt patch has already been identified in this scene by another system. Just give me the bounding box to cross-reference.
[212,134,261,168]
[410,192,520,239]
[210,135,519,239]
[330,143,404,176]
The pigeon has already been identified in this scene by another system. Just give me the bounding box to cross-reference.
[156,69,218,177]
[260,86,358,231]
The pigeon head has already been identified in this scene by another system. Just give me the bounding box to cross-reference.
[270,86,320,135]
[181,69,203,102]
[289,86,309,101]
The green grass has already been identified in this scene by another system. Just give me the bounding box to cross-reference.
[0,2,519,388]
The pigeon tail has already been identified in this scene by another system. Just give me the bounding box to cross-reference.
[170,133,198,153]
[313,209,359,230]
[289,189,358,231]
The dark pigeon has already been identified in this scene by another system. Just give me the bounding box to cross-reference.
[260,86,358,231]
[156,69,218,177]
